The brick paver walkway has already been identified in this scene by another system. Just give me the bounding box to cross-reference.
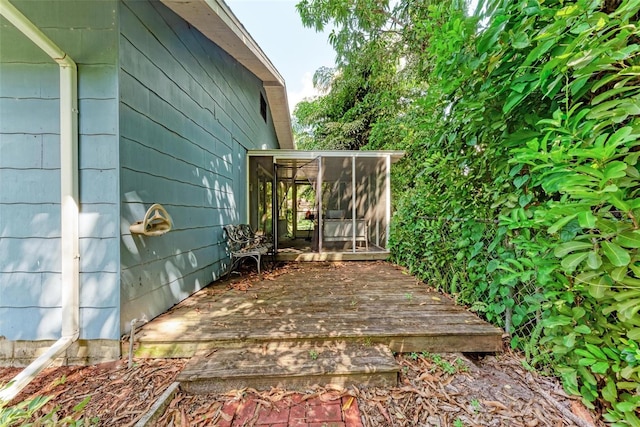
[217,393,363,427]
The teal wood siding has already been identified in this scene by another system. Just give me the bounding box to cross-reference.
[118,0,279,332]
[0,1,120,341]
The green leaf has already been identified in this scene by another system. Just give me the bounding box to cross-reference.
[628,328,640,340]
[513,174,530,189]
[561,252,589,271]
[601,241,631,266]
[548,214,578,234]
[616,400,638,413]
[596,218,618,236]
[603,161,628,181]
[563,333,576,348]
[541,314,573,328]
[608,194,631,212]
[592,86,640,105]
[556,4,580,17]
[587,251,602,269]
[574,325,591,334]
[554,241,593,257]
[577,211,596,229]
[73,395,92,412]
[615,231,640,248]
[611,266,627,281]
[602,378,618,403]
[487,259,500,273]
[602,347,619,361]
[519,193,533,207]
[503,92,527,114]
[607,125,636,147]
[591,361,610,374]
[512,32,530,49]
[585,343,607,360]
[575,271,605,298]
[589,280,606,299]
[477,14,508,54]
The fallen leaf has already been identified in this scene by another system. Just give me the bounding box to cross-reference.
[181,407,189,427]
[571,401,596,424]
[376,402,391,424]
[343,396,354,410]
[482,400,509,411]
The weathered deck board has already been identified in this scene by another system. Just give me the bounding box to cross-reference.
[133,262,503,357]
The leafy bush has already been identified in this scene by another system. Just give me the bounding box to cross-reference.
[0,385,95,427]
[389,0,640,424]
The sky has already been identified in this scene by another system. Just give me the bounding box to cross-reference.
[225,0,336,113]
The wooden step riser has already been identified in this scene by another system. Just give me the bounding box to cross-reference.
[180,371,398,394]
[276,253,389,262]
[132,333,502,358]
[177,341,399,394]
[138,313,493,337]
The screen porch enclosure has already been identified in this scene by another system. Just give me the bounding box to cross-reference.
[248,150,403,257]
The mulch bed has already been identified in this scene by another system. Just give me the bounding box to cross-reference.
[1,264,603,426]
[1,349,603,427]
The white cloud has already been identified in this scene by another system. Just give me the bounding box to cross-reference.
[288,71,320,112]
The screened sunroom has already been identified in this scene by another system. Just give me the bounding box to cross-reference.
[247,150,404,260]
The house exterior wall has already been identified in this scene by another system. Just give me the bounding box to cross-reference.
[118,0,279,333]
[0,0,121,348]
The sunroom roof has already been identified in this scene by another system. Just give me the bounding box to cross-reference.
[248,150,405,163]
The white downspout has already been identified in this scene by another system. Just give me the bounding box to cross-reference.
[0,0,79,402]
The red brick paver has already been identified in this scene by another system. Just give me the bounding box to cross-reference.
[256,400,291,425]
[233,399,258,426]
[219,392,364,427]
[341,396,362,426]
[307,402,343,422]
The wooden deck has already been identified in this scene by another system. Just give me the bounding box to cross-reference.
[132,262,503,358]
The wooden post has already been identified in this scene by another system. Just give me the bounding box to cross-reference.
[292,180,297,239]
[385,155,391,247]
[272,164,278,251]
[352,156,357,253]
[375,167,380,248]
[317,157,323,253]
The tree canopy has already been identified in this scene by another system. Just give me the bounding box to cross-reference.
[295,0,640,424]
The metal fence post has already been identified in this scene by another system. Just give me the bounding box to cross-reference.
[505,287,513,335]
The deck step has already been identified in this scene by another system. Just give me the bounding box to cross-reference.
[177,341,399,394]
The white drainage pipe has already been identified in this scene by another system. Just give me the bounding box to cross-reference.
[0,0,79,403]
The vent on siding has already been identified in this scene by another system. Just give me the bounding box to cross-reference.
[260,93,267,122]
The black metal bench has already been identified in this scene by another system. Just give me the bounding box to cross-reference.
[223,224,273,277]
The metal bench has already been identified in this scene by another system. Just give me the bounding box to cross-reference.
[223,224,273,277]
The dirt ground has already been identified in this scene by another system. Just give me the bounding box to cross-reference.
[1,348,602,426]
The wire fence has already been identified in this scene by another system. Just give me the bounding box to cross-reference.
[398,216,542,342]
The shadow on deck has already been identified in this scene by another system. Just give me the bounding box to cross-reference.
[130,261,503,392]
[132,261,503,357]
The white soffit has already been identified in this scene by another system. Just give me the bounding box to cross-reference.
[160,0,294,149]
